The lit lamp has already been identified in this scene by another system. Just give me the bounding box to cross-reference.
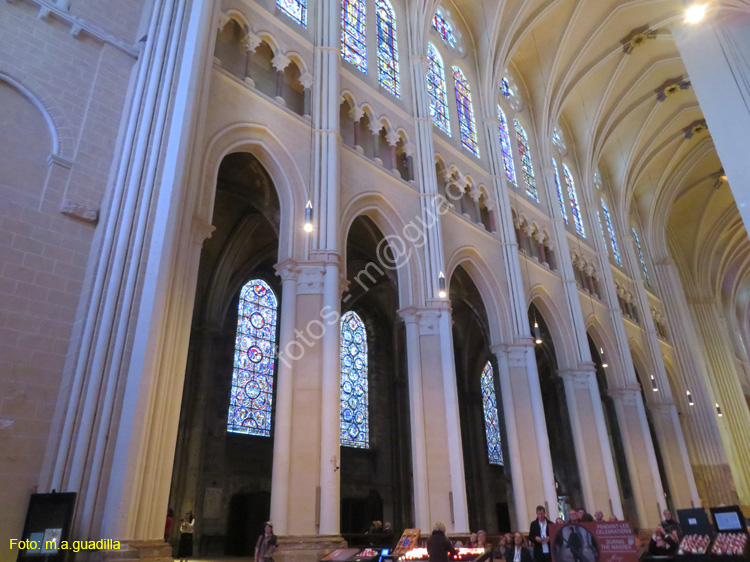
[716,403,723,417]
[533,320,542,345]
[304,200,313,232]
[438,271,447,298]
[650,374,659,392]
[600,347,608,368]
[686,390,695,406]
[685,3,707,24]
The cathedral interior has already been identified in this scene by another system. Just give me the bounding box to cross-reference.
[1,0,750,561]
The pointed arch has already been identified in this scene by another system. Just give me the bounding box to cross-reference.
[340,310,370,448]
[427,42,450,135]
[227,279,279,436]
[562,163,585,237]
[513,119,537,200]
[452,66,480,157]
[376,0,400,96]
[342,0,367,72]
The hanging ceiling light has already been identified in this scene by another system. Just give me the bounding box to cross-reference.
[534,319,542,345]
[650,374,659,392]
[600,347,608,368]
[438,271,447,298]
[686,390,695,406]
[685,3,707,24]
[304,200,313,232]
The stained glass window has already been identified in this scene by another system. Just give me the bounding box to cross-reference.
[596,210,607,248]
[632,227,651,286]
[432,8,456,48]
[497,106,516,185]
[481,361,504,465]
[427,43,450,135]
[227,279,278,437]
[552,126,564,151]
[376,0,399,96]
[500,77,513,99]
[340,311,369,449]
[601,199,621,265]
[513,119,538,200]
[562,164,585,237]
[277,0,307,26]
[341,0,367,72]
[453,67,479,156]
[552,158,567,224]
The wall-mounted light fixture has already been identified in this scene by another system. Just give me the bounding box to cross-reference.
[304,200,313,232]
[650,374,659,392]
[686,390,695,406]
[533,320,542,345]
[600,347,608,368]
[685,3,707,24]
[716,403,723,417]
[438,271,447,298]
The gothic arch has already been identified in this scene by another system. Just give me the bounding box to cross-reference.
[527,286,577,370]
[446,246,511,345]
[340,191,425,308]
[201,122,308,262]
[585,317,625,388]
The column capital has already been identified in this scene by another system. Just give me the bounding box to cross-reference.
[274,259,300,281]
[191,216,215,246]
[241,32,262,52]
[558,368,595,388]
[349,106,365,122]
[608,385,642,405]
[386,130,401,146]
[398,305,449,335]
[491,341,533,366]
[299,71,314,89]
[271,53,291,71]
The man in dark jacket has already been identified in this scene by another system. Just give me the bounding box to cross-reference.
[528,506,551,562]
[427,522,457,562]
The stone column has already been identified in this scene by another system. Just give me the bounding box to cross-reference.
[300,72,314,118]
[43,0,218,553]
[386,130,400,173]
[270,261,299,534]
[619,233,700,509]
[652,258,737,506]
[558,369,623,517]
[272,53,291,103]
[370,120,383,164]
[241,32,261,85]
[687,298,750,504]
[350,106,364,151]
[671,13,750,231]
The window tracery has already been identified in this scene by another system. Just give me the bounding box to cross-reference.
[513,119,537,200]
[376,0,399,96]
[342,0,367,72]
[481,361,504,465]
[277,0,307,26]
[427,42,450,135]
[453,66,479,156]
[497,106,516,185]
[340,311,370,449]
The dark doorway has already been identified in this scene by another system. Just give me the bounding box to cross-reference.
[450,266,512,532]
[168,153,281,553]
[339,216,413,534]
[528,304,583,517]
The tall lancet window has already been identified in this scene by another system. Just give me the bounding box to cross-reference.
[340,311,370,448]
[277,0,307,26]
[227,279,278,436]
[601,199,621,265]
[513,119,538,200]
[552,158,567,224]
[497,106,516,185]
[632,227,651,286]
[453,66,480,156]
[341,0,367,72]
[427,43,450,135]
[563,164,585,237]
[376,0,399,96]
[481,361,504,465]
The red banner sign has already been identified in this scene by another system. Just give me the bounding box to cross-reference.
[549,522,638,562]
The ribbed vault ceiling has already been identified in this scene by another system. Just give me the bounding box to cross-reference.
[425,0,750,328]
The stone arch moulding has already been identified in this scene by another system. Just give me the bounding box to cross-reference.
[445,246,511,346]
[585,316,625,389]
[527,285,576,371]
[340,191,425,309]
[201,122,309,263]
[0,71,74,164]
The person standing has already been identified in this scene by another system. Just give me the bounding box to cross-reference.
[178,511,194,562]
[427,522,457,562]
[529,505,551,562]
[660,510,681,536]
[255,521,278,562]
[505,533,532,562]
[165,508,174,542]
